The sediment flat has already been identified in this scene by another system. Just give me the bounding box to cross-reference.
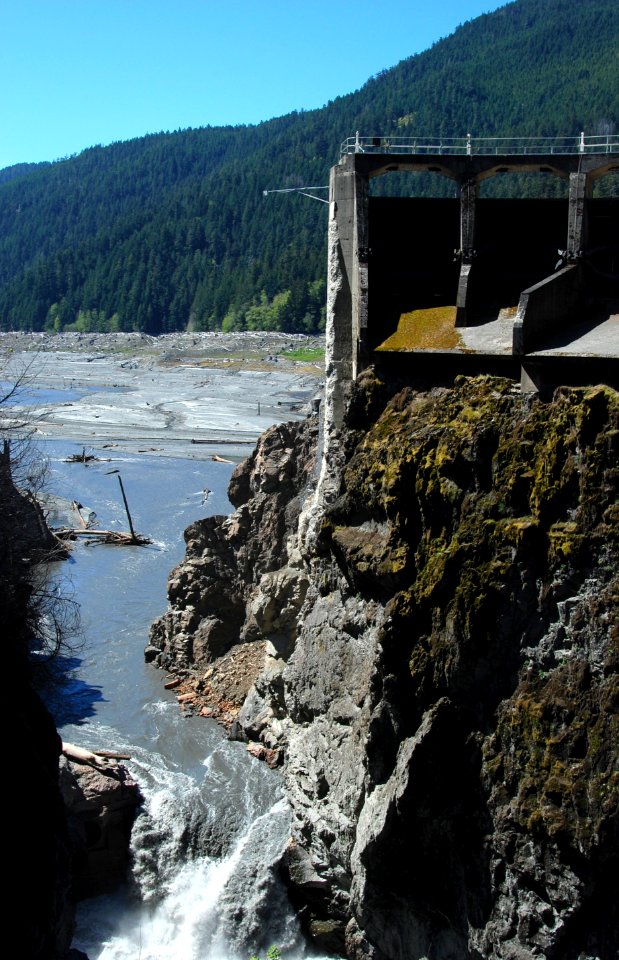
[0,331,324,460]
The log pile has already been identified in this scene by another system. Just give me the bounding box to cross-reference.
[54,527,151,546]
[52,479,151,545]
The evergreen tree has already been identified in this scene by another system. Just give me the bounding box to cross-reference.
[0,0,616,334]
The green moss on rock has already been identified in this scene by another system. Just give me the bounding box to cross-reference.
[325,373,618,866]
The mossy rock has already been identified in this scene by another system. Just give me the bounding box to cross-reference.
[329,372,618,858]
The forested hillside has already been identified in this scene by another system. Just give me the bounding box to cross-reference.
[1,0,617,335]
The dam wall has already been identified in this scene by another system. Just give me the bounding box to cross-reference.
[326,140,619,420]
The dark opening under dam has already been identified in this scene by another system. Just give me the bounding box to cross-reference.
[368,196,618,352]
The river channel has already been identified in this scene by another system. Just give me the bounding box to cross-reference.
[9,345,321,960]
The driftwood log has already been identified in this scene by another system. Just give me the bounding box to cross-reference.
[62,742,132,767]
[54,528,151,546]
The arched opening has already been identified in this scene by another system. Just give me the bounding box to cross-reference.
[367,168,460,350]
[585,170,619,304]
[469,171,569,323]
[477,170,568,199]
[369,170,456,199]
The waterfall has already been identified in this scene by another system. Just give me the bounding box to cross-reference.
[72,712,301,960]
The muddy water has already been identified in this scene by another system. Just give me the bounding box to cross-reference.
[40,441,305,960]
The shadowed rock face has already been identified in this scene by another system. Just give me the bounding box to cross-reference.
[153,371,618,960]
[59,756,142,899]
[1,456,74,959]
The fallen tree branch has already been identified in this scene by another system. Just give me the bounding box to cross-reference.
[54,528,151,545]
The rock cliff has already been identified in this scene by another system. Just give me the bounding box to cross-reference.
[148,415,319,731]
[1,444,75,959]
[150,371,618,960]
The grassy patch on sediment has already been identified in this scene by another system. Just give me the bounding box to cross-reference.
[283,346,325,363]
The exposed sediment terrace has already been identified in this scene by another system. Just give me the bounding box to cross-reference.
[0,330,324,459]
[150,369,618,960]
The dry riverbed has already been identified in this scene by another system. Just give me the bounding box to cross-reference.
[0,331,324,460]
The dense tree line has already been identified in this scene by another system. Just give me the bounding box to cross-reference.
[0,0,617,334]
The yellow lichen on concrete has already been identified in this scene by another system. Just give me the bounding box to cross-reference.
[375,305,462,351]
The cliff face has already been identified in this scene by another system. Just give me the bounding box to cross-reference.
[148,416,319,731]
[152,371,618,960]
[1,448,75,959]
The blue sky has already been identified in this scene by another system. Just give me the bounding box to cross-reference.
[1,0,506,170]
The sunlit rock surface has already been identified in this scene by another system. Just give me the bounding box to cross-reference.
[155,371,618,960]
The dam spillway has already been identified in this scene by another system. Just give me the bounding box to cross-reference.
[327,134,619,407]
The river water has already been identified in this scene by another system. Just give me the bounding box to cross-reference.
[37,438,306,960]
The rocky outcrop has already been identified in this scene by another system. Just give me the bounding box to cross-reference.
[148,415,319,731]
[152,370,618,960]
[59,752,141,899]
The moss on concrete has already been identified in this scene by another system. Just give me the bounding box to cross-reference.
[375,305,462,351]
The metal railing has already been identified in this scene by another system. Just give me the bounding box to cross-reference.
[340,132,619,157]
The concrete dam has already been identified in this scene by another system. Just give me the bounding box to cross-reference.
[327,134,618,412]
